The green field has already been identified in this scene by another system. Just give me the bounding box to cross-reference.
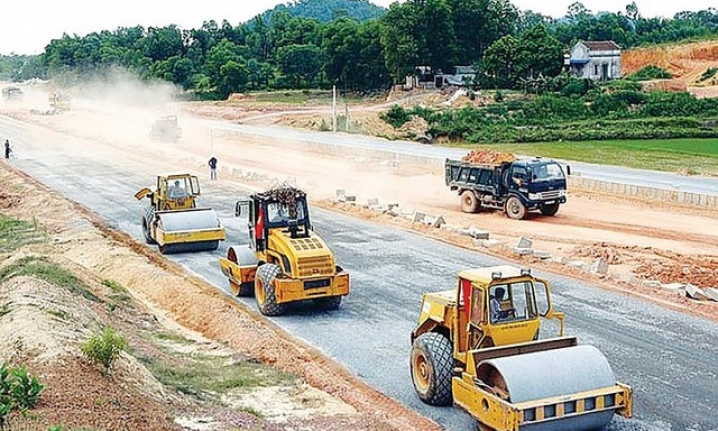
[447,139,718,175]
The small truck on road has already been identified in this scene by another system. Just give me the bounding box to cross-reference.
[445,157,569,220]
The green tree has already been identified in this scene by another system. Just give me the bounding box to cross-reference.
[276,44,323,88]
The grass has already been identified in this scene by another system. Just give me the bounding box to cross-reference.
[0,215,44,252]
[101,279,131,307]
[443,138,718,175]
[155,332,193,345]
[0,256,100,302]
[135,350,297,398]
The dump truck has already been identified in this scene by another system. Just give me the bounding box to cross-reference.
[135,174,225,254]
[410,265,632,431]
[445,158,569,220]
[219,186,349,316]
[2,86,23,101]
[150,115,182,143]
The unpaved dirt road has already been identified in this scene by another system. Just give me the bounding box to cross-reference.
[1,98,717,431]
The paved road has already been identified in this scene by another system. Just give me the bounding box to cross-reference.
[207,122,718,196]
[2,116,717,431]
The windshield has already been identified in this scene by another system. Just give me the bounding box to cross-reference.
[165,177,197,199]
[489,281,538,324]
[267,200,307,225]
[531,162,565,182]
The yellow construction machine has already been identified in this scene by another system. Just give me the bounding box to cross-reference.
[48,93,71,112]
[135,174,225,254]
[219,186,349,316]
[410,265,632,431]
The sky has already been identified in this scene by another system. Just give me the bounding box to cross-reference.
[0,0,716,55]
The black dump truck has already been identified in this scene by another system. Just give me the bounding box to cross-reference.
[445,158,569,220]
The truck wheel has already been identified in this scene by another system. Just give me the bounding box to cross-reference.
[314,296,342,310]
[460,191,480,213]
[230,280,254,297]
[255,264,286,316]
[141,217,156,244]
[540,203,560,216]
[505,196,527,220]
[411,332,453,406]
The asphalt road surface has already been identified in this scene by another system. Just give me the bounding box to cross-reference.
[2,115,717,431]
[208,122,718,197]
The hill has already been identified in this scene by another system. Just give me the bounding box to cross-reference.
[623,40,718,88]
[266,0,385,22]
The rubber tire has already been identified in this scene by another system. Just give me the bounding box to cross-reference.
[410,332,453,406]
[255,264,286,316]
[460,190,480,213]
[314,295,342,310]
[230,280,254,297]
[505,196,527,220]
[142,217,156,245]
[540,203,560,216]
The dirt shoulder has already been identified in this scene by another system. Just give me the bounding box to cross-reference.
[0,162,439,431]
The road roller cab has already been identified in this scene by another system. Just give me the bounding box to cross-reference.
[410,265,632,431]
[135,174,226,254]
[219,186,349,316]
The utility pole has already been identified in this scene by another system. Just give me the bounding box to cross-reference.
[332,85,337,132]
[345,104,350,132]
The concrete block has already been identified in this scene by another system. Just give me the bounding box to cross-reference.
[441,224,456,232]
[468,226,490,240]
[661,283,686,293]
[366,198,379,207]
[456,229,471,237]
[336,189,346,198]
[516,237,534,249]
[413,211,426,223]
[369,205,387,212]
[590,258,609,275]
[345,195,357,204]
[706,288,718,302]
[431,215,446,228]
[566,260,589,271]
[480,239,503,249]
[533,250,551,260]
[685,284,711,301]
[642,280,662,288]
[512,247,534,256]
[387,203,400,211]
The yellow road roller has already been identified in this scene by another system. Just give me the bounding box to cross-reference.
[410,265,632,431]
[219,186,349,316]
[135,174,225,254]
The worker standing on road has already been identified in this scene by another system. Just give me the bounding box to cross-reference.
[4,140,11,159]
[208,155,218,180]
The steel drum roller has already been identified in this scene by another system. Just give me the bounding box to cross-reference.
[477,345,618,431]
[157,209,221,232]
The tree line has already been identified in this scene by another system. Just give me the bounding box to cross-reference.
[3,0,718,96]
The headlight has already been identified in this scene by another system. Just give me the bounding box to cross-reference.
[528,193,540,200]
[558,190,566,197]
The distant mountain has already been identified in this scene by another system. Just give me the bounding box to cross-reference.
[266,0,386,23]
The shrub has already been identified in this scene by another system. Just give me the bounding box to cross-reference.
[0,362,44,425]
[380,104,410,128]
[699,67,717,82]
[81,327,127,372]
[627,65,672,81]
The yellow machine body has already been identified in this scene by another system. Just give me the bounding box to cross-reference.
[219,187,349,315]
[410,265,632,431]
[135,174,225,254]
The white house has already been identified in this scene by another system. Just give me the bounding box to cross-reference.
[565,41,621,81]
